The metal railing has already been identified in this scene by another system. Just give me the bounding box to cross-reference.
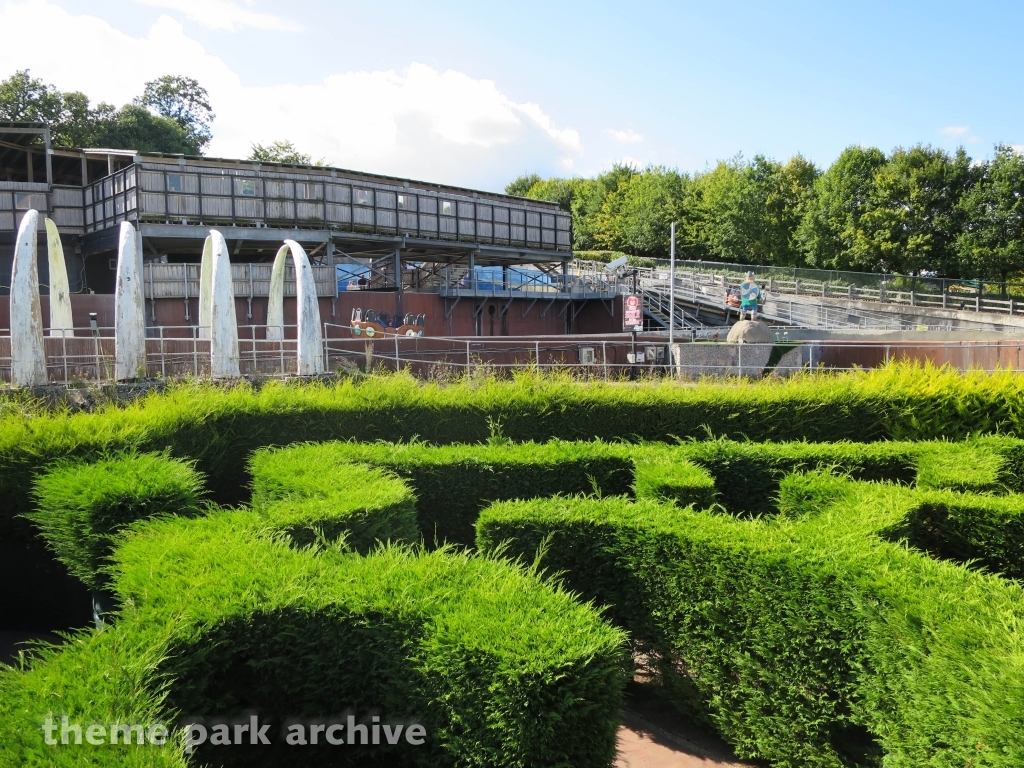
[647,258,1024,317]
[2,326,1024,385]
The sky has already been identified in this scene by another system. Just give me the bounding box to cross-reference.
[1,0,1022,193]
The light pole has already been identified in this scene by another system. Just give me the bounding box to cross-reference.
[668,221,676,375]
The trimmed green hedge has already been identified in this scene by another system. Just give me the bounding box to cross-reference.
[3,454,628,767]
[673,439,918,516]
[25,452,204,590]
[880,487,1024,579]
[251,440,634,546]
[477,488,1024,767]
[249,449,418,552]
[5,363,1024,536]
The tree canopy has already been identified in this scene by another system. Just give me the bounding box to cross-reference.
[0,70,211,154]
[509,144,1024,281]
[248,140,321,166]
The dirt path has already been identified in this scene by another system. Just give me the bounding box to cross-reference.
[615,681,757,768]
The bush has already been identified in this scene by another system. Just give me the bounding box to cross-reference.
[631,449,718,508]
[250,440,634,546]
[8,362,1024,536]
[674,439,918,516]
[250,448,417,552]
[476,485,1024,767]
[880,488,1024,579]
[914,436,1024,493]
[1,456,628,767]
[25,452,204,590]
[776,468,856,517]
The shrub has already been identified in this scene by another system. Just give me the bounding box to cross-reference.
[880,488,1024,579]
[250,440,634,546]
[7,363,1024,536]
[250,449,417,552]
[631,449,718,508]
[674,439,918,516]
[776,468,855,517]
[476,486,1024,767]
[25,452,204,590]
[2,453,627,768]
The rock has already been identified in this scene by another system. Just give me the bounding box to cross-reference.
[727,320,772,343]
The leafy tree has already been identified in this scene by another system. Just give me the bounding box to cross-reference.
[797,145,887,270]
[505,173,542,197]
[249,140,319,165]
[800,145,973,275]
[0,70,103,147]
[96,104,194,154]
[855,145,973,275]
[955,145,1024,283]
[592,167,689,257]
[137,75,214,153]
[685,154,817,265]
[0,70,212,154]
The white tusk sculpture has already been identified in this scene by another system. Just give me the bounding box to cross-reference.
[114,221,147,381]
[9,210,47,387]
[200,230,240,378]
[198,236,213,341]
[266,239,324,375]
[44,218,74,338]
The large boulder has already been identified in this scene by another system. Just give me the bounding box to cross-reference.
[727,319,772,343]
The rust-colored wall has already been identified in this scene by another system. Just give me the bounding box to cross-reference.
[0,294,117,334]
[817,341,1024,371]
[143,291,624,338]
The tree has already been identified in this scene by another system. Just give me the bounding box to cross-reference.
[249,140,319,165]
[0,70,213,154]
[955,146,1024,283]
[592,167,689,257]
[0,70,102,147]
[685,154,817,265]
[96,104,194,155]
[797,145,887,270]
[798,145,973,275]
[855,145,973,275]
[505,173,542,197]
[137,76,214,153]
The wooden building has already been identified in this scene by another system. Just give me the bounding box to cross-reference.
[1,122,621,337]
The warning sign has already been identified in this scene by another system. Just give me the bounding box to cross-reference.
[623,294,643,332]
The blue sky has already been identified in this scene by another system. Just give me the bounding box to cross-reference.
[2,0,1022,191]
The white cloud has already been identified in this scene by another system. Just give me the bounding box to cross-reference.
[0,0,582,190]
[1012,145,1024,155]
[605,128,644,144]
[618,155,642,169]
[132,0,299,32]
[939,125,970,138]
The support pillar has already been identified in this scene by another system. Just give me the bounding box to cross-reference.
[202,230,240,378]
[394,247,403,322]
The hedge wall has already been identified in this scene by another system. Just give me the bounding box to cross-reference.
[25,452,205,590]
[2,454,628,767]
[476,480,1024,767]
[250,441,634,546]
[5,363,1024,535]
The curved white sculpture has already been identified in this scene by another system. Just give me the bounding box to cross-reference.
[114,221,147,381]
[44,218,74,338]
[266,239,324,375]
[9,210,47,387]
[198,235,214,340]
[198,230,240,378]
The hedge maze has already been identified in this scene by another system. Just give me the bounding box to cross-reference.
[2,374,1024,767]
